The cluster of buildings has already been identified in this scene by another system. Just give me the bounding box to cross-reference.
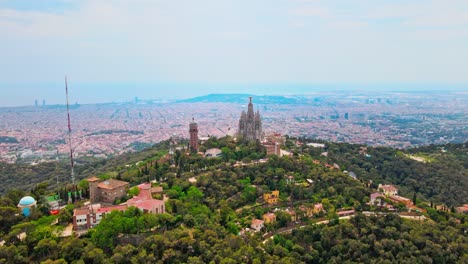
[243,203,326,235]
[370,184,412,209]
[73,178,165,231]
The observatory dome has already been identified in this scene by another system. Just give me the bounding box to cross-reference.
[18,196,36,206]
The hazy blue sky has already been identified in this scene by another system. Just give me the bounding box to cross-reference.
[1,0,467,106]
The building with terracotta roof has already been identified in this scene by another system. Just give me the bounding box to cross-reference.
[378,184,398,197]
[87,176,129,204]
[264,190,279,204]
[251,219,264,232]
[389,195,412,206]
[336,209,355,217]
[127,183,165,214]
[455,204,468,214]
[262,213,276,224]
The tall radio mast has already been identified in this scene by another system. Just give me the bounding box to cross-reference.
[65,76,75,186]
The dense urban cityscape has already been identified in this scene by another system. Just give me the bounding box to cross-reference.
[0,90,466,164]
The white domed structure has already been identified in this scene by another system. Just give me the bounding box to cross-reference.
[18,196,37,217]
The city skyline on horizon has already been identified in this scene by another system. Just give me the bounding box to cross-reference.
[0,82,467,107]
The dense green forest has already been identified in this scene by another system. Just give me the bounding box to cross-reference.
[324,142,467,206]
[275,213,467,263]
[0,136,467,263]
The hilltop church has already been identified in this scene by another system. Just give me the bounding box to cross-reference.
[238,97,262,141]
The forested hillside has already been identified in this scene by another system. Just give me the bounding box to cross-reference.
[325,142,467,206]
[1,140,466,208]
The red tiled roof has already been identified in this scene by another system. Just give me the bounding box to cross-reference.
[138,183,151,190]
[390,195,411,202]
[252,219,264,225]
[97,205,127,213]
[130,199,164,211]
[73,208,89,216]
[380,185,398,192]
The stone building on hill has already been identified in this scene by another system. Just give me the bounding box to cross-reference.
[238,97,262,142]
[87,176,129,204]
[262,133,285,156]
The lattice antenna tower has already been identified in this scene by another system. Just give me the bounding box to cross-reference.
[65,76,75,186]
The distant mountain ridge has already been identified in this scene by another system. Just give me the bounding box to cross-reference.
[177,93,309,104]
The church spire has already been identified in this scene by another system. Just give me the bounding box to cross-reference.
[247,97,254,118]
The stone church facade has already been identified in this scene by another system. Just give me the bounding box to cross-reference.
[238,97,262,141]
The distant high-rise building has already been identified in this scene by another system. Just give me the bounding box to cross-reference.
[238,97,262,141]
[189,118,199,153]
[42,99,46,106]
[35,100,38,107]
